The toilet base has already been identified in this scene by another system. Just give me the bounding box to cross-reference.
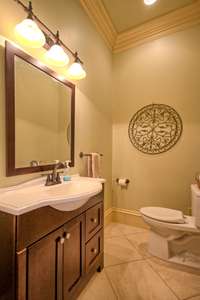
[169,252,200,269]
[148,230,200,269]
[148,231,171,260]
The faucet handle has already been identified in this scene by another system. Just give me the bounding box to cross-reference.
[45,174,52,186]
[56,172,62,184]
[64,160,71,168]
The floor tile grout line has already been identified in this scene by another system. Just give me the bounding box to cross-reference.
[105,223,147,239]
[104,234,147,253]
[105,224,200,300]
[146,259,181,300]
[104,268,120,300]
[123,233,148,260]
[105,257,146,269]
[124,231,148,237]
[105,231,147,247]
[184,293,200,300]
[77,273,99,299]
[104,234,125,239]
[105,258,184,300]
[104,225,148,270]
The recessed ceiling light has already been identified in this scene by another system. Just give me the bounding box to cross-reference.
[144,0,157,6]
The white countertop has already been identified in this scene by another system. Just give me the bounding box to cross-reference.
[0,175,105,216]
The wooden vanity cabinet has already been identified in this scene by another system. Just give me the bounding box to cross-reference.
[62,215,85,300]
[26,227,63,300]
[86,202,103,242]
[27,215,85,300]
[0,191,104,300]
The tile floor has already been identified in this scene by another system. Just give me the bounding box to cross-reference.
[78,222,200,300]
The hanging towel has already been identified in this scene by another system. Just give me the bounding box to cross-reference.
[87,153,101,178]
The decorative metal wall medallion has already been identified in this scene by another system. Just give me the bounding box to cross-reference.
[128,104,183,154]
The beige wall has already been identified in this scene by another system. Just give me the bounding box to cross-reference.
[1,0,200,215]
[112,25,200,214]
[0,0,112,210]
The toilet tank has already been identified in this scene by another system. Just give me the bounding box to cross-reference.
[191,184,200,228]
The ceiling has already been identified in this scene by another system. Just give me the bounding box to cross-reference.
[102,0,196,32]
[80,0,200,53]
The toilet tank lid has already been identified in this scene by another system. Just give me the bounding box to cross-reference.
[140,207,185,223]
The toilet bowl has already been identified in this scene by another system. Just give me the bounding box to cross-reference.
[140,184,200,268]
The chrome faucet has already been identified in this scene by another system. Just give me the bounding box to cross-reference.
[30,160,40,167]
[45,160,71,186]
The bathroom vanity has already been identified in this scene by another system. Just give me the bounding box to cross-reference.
[0,180,104,300]
[1,41,105,300]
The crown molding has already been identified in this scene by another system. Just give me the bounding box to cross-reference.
[80,0,117,49]
[80,0,200,53]
[114,0,200,53]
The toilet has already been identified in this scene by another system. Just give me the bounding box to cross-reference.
[140,184,200,268]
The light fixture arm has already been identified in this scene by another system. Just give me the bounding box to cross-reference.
[27,1,33,19]
[13,0,83,64]
[55,30,60,44]
[74,51,82,64]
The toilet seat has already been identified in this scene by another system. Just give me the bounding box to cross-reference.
[142,214,200,233]
[140,207,185,224]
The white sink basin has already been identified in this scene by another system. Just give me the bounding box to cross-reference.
[47,180,102,211]
[0,176,104,215]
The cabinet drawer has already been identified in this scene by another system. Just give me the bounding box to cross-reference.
[86,230,103,273]
[86,203,103,241]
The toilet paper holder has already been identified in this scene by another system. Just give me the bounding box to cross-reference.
[116,178,130,184]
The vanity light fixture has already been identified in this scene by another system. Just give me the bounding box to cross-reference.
[144,0,157,5]
[15,1,46,48]
[14,0,86,80]
[45,31,69,67]
[67,52,86,80]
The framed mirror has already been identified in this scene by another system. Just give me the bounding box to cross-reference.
[5,42,75,176]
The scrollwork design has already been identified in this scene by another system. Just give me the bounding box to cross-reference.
[128,104,183,154]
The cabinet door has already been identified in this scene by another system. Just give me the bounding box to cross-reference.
[63,214,85,299]
[26,215,85,300]
[27,227,63,300]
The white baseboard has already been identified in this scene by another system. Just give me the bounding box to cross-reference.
[104,207,113,226]
[112,207,141,216]
[104,207,148,229]
[104,207,113,217]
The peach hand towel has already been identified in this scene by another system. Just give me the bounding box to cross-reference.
[87,153,101,178]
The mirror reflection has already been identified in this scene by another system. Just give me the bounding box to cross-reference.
[14,56,72,168]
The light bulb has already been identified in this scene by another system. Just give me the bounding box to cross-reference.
[45,44,69,67]
[67,62,86,80]
[144,0,157,5]
[15,18,46,48]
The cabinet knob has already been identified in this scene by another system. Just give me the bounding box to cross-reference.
[65,233,71,240]
[91,248,98,254]
[63,232,71,240]
[60,237,65,245]
[91,218,97,224]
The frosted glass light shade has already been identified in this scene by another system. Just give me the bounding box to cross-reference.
[45,44,69,67]
[144,0,157,5]
[67,62,86,80]
[15,18,46,48]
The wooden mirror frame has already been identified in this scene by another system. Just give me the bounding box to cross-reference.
[5,41,75,176]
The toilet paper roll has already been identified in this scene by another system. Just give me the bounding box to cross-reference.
[118,178,128,187]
